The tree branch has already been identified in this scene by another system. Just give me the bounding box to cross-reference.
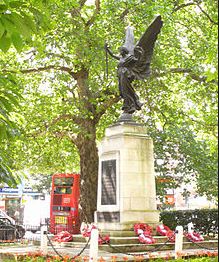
[152,68,218,85]
[173,1,218,25]
[2,65,77,79]
[119,8,129,20]
[173,2,197,12]
[30,114,82,138]
[79,0,87,8]
[70,7,86,24]
[48,114,82,127]
[85,0,101,28]
[95,0,100,11]
[44,52,73,63]
[52,130,78,144]
[196,3,218,25]
[95,95,120,123]
[182,112,218,130]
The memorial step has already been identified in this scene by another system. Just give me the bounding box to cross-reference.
[55,235,218,254]
[71,234,186,244]
[99,240,218,253]
[70,233,218,245]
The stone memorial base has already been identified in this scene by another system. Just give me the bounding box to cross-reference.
[95,120,159,231]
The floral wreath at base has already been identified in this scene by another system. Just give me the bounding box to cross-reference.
[185,231,204,242]
[156,224,175,243]
[133,223,156,244]
[53,231,73,242]
[80,223,110,245]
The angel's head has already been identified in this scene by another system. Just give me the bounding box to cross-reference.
[120,46,129,57]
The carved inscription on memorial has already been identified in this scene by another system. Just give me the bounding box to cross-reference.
[101,160,116,205]
[96,212,120,223]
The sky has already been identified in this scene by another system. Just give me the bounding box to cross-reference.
[86,0,95,5]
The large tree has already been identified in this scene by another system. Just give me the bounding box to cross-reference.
[1,0,218,221]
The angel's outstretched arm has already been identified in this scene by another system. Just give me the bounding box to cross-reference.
[104,43,120,61]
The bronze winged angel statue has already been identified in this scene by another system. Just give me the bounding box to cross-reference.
[105,15,163,116]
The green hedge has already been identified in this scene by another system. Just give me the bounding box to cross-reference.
[159,209,218,236]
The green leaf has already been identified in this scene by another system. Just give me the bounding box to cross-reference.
[1,15,16,35]
[9,1,24,8]
[0,112,8,122]
[0,125,7,139]
[0,4,7,11]
[21,12,37,33]
[29,6,43,25]
[10,12,32,38]
[3,92,19,107]
[206,69,217,82]
[0,96,13,111]
[0,19,5,39]
[11,32,23,52]
[0,33,11,52]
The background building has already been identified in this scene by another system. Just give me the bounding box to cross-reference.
[0,186,50,225]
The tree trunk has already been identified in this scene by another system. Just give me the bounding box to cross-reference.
[74,68,100,222]
[76,121,99,223]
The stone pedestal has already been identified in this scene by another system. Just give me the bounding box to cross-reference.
[95,122,159,231]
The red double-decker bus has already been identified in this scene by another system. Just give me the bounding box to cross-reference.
[50,173,80,234]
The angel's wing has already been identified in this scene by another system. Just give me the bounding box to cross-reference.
[133,15,163,79]
[123,26,135,54]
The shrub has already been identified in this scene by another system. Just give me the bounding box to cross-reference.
[159,209,218,235]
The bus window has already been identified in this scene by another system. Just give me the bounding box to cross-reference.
[52,206,71,211]
[54,177,74,186]
[54,187,72,194]
[64,178,74,186]
[66,188,72,194]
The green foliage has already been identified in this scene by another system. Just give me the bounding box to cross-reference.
[0,73,22,186]
[150,125,218,199]
[0,0,51,185]
[0,0,50,52]
[160,209,218,236]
